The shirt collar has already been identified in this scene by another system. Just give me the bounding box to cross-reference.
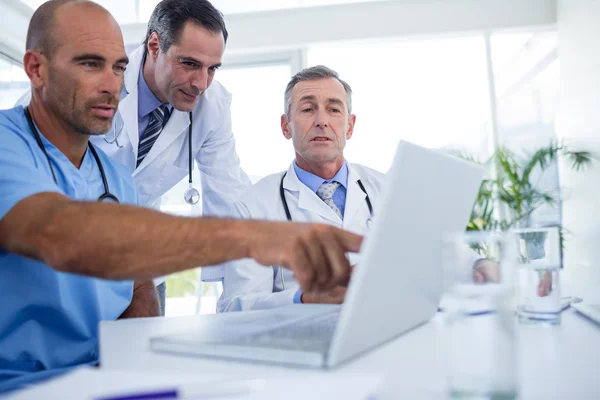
[293,161,348,194]
[137,62,164,119]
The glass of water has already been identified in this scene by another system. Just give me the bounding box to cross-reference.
[442,231,518,400]
[512,226,561,325]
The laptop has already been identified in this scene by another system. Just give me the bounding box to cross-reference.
[572,302,600,325]
[150,140,484,368]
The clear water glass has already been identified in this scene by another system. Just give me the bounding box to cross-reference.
[512,227,561,325]
[443,231,518,400]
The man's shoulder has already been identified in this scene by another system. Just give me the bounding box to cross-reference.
[348,162,385,183]
[240,171,284,198]
[195,80,232,113]
[0,106,31,144]
[0,105,25,122]
[233,171,285,214]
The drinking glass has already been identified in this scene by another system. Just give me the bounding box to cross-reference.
[442,231,519,400]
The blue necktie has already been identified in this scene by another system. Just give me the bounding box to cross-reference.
[317,181,343,219]
[137,105,169,167]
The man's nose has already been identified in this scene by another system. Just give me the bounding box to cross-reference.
[191,68,209,92]
[314,108,329,128]
[99,67,122,96]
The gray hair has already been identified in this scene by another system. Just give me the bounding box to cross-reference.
[284,65,353,118]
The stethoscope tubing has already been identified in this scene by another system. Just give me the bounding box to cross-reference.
[24,107,119,203]
[277,171,374,290]
[105,109,198,205]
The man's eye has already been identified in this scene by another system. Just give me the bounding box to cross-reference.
[82,62,98,69]
[331,108,341,113]
[182,61,197,67]
[114,65,127,73]
[301,108,313,113]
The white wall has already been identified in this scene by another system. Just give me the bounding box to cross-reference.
[557,0,600,284]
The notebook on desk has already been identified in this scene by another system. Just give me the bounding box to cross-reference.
[150,140,484,369]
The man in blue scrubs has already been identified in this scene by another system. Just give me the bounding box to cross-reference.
[0,1,362,392]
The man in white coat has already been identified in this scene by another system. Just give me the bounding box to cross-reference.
[104,0,254,310]
[216,66,511,312]
[17,0,251,312]
[217,65,383,311]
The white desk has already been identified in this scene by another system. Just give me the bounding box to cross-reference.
[99,288,600,399]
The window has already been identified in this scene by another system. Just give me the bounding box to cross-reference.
[307,36,492,172]
[491,31,560,227]
[0,57,28,110]
[217,63,293,180]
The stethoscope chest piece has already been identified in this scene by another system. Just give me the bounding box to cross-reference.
[183,111,200,205]
[184,186,200,205]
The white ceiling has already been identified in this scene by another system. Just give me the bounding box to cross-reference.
[20,0,384,24]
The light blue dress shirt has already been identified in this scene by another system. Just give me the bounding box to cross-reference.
[291,161,349,303]
[137,63,171,137]
[0,106,138,393]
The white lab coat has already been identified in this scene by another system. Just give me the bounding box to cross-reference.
[217,162,385,312]
[93,45,251,210]
[17,44,251,211]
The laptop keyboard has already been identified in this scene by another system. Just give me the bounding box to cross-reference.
[231,309,341,353]
[588,304,600,313]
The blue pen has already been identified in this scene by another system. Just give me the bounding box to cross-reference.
[98,390,177,400]
[95,378,266,400]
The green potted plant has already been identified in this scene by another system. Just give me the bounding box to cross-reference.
[460,140,595,232]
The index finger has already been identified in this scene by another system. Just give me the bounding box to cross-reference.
[333,229,363,253]
[319,232,352,290]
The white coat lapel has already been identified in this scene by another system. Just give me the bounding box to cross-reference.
[343,165,368,228]
[121,46,143,161]
[282,163,342,224]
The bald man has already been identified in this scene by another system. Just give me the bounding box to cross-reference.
[0,0,361,392]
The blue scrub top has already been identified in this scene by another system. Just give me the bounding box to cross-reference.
[0,106,138,392]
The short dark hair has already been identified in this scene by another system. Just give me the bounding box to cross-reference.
[144,0,228,57]
[25,0,83,58]
[284,65,353,118]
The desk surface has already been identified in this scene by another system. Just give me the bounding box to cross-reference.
[99,288,600,399]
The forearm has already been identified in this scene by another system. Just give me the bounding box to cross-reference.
[119,280,161,319]
[7,194,252,280]
[2,192,362,293]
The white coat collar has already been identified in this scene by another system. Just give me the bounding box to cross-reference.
[282,162,367,227]
[120,45,144,156]
[344,165,368,226]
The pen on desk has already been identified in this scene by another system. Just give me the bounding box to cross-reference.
[95,378,266,400]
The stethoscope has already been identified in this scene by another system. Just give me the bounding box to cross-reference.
[25,107,120,203]
[277,171,374,290]
[103,109,200,205]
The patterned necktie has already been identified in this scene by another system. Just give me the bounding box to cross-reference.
[316,181,343,219]
[137,105,169,168]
